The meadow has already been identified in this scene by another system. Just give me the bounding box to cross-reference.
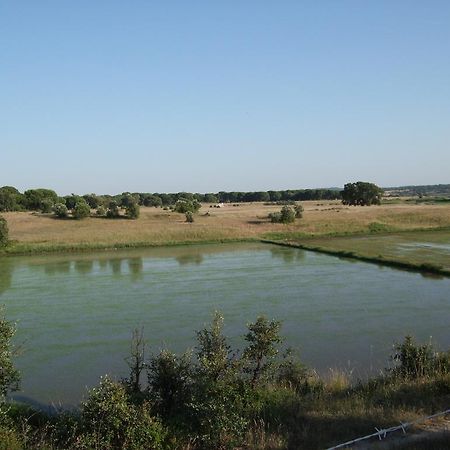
[3,200,450,255]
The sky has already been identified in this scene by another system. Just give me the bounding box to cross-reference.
[1,1,449,195]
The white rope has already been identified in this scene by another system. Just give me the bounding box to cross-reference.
[325,408,450,450]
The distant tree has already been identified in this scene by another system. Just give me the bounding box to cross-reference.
[53,203,69,218]
[83,194,100,209]
[40,198,54,213]
[174,199,201,214]
[0,215,8,246]
[96,205,106,216]
[142,194,163,207]
[204,193,219,203]
[24,189,58,211]
[64,194,83,210]
[106,200,121,218]
[294,204,304,218]
[0,186,24,212]
[73,201,91,219]
[125,202,140,219]
[341,182,383,206]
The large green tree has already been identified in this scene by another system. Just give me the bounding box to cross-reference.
[341,181,383,206]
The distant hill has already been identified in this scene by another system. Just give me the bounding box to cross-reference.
[383,184,450,197]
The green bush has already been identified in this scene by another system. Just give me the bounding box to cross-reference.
[391,336,450,379]
[80,376,166,449]
[174,199,201,214]
[96,205,107,216]
[40,198,54,213]
[106,201,121,219]
[53,203,69,218]
[269,206,296,223]
[73,201,90,220]
[0,216,8,247]
[125,202,140,219]
[0,309,20,398]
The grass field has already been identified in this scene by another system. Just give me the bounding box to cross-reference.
[3,200,450,252]
[2,201,450,276]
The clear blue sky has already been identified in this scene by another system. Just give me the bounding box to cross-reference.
[1,1,449,195]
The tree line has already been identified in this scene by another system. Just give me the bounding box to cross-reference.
[0,186,342,213]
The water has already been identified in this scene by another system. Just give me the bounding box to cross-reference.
[0,242,449,407]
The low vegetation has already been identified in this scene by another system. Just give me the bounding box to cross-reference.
[1,310,449,449]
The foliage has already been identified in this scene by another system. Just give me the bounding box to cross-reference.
[341,181,383,206]
[0,187,24,212]
[125,202,140,219]
[24,189,58,211]
[106,201,121,219]
[294,204,304,218]
[391,336,450,379]
[243,317,282,386]
[82,194,100,209]
[40,198,54,213]
[269,206,296,224]
[185,211,194,223]
[72,201,91,220]
[147,350,193,418]
[96,205,106,216]
[64,195,83,210]
[0,216,8,247]
[53,203,69,218]
[174,199,201,214]
[80,376,166,449]
[0,309,20,398]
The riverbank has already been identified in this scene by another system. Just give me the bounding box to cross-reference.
[2,202,450,278]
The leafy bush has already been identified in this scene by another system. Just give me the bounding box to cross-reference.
[40,198,54,213]
[294,204,304,218]
[73,201,90,220]
[0,216,8,247]
[80,376,165,449]
[96,205,106,216]
[243,317,282,386]
[174,199,201,214]
[53,203,68,218]
[125,202,140,219]
[269,206,296,224]
[0,309,20,398]
[106,201,121,219]
[391,336,450,379]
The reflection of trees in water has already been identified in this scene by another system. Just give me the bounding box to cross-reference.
[0,258,14,296]
[74,260,94,275]
[98,259,108,269]
[44,261,71,275]
[270,247,305,263]
[175,254,204,266]
[109,258,122,276]
[128,258,143,280]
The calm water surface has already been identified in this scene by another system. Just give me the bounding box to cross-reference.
[0,242,449,406]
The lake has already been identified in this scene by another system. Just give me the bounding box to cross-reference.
[0,242,449,407]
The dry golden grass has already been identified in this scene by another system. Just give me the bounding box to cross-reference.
[2,201,450,252]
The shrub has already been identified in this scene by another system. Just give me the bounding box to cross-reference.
[40,198,54,213]
[106,201,121,219]
[0,309,20,398]
[147,350,193,418]
[391,336,439,379]
[96,205,106,216]
[80,376,166,449]
[73,201,90,220]
[269,206,296,224]
[53,203,68,218]
[294,204,304,218]
[174,199,201,214]
[126,202,140,219]
[185,211,194,223]
[243,317,282,386]
[0,216,8,247]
